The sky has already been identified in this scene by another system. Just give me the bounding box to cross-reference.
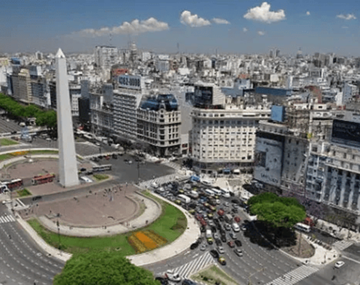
[1,0,360,56]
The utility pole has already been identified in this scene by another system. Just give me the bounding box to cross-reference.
[137,162,140,185]
[56,219,61,251]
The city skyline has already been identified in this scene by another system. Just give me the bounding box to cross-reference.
[2,0,360,56]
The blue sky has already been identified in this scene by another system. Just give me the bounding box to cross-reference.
[1,0,360,56]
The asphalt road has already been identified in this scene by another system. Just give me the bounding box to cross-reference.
[145,196,302,285]
[0,205,64,285]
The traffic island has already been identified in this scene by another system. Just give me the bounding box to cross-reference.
[191,265,238,285]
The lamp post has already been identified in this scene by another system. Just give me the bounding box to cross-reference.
[137,162,140,185]
[56,219,61,251]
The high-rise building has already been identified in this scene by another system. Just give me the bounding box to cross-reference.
[94,46,119,70]
[11,68,32,103]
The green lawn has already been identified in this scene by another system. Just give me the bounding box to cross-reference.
[191,265,238,285]
[0,153,13,161]
[93,174,109,181]
[17,188,31,197]
[0,138,18,146]
[27,192,187,256]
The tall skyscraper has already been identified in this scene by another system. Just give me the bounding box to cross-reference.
[55,49,79,188]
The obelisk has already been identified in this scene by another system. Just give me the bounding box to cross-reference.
[55,48,79,187]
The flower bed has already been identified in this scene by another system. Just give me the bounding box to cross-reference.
[11,151,28,156]
[143,230,167,246]
[128,230,167,253]
[135,232,158,250]
[128,235,147,253]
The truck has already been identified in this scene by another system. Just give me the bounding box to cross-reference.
[206,229,212,239]
[225,214,233,224]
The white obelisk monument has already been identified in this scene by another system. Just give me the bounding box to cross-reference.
[55,48,79,187]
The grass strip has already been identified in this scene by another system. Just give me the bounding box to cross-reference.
[0,138,18,146]
[17,188,31,197]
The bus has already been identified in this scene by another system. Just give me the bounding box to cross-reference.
[32,173,55,185]
[178,194,191,204]
[294,223,311,233]
[92,164,112,172]
[3,179,23,190]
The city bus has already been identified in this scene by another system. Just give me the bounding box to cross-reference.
[3,179,23,190]
[32,173,55,185]
[294,223,311,233]
[92,164,112,172]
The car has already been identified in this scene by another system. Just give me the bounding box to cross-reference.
[215,238,222,247]
[197,236,203,243]
[218,246,225,254]
[200,244,207,251]
[241,224,247,231]
[221,235,227,243]
[224,202,230,207]
[230,232,237,240]
[227,241,235,248]
[182,279,197,285]
[334,261,345,268]
[128,160,133,164]
[190,242,199,250]
[211,226,217,233]
[165,270,181,282]
[188,209,195,215]
[207,238,213,245]
[200,226,206,233]
[225,224,231,231]
[175,200,181,205]
[235,240,242,247]
[207,213,213,219]
[231,208,238,213]
[112,154,118,159]
[210,249,219,259]
[218,216,224,222]
[155,277,169,285]
[80,167,86,172]
[213,233,220,239]
[234,249,243,257]
[218,257,226,265]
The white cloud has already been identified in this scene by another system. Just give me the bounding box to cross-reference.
[306,11,310,16]
[258,31,265,36]
[212,18,230,24]
[180,10,211,27]
[336,14,356,20]
[243,27,248,32]
[76,17,169,37]
[244,2,286,23]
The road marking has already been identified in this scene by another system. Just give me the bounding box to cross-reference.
[265,265,318,285]
[342,255,360,265]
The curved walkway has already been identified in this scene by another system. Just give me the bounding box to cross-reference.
[36,192,161,237]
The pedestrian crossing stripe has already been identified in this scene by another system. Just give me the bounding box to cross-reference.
[265,265,318,285]
[162,252,214,279]
[0,215,16,223]
[332,240,353,251]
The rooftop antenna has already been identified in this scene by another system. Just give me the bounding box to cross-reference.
[109,32,112,46]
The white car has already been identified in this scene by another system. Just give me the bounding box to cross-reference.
[200,244,207,251]
[165,270,182,282]
[334,261,345,268]
[218,246,225,254]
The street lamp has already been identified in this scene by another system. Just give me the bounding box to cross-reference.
[137,162,140,185]
[56,219,61,250]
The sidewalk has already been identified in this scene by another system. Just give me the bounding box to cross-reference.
[127,191,201,267]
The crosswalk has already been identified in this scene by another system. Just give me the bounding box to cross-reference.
[0,214,16,224]
[164,252,214,279]
[332,240,353,251]
[265,265,318,285]
[163,161,182,171]
[139,174,188,189]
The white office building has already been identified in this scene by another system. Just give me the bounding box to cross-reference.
[94,46,119,70]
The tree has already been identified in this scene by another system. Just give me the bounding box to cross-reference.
[53,251,160,285]
[248,192,306,228]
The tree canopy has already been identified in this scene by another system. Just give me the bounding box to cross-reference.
[53,251,160,285]
[248,192,306,228]
[0,93,57,129]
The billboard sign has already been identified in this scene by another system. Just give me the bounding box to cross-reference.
[254,137,283,187]
[332,119,360,147]
[118,75,142,90]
